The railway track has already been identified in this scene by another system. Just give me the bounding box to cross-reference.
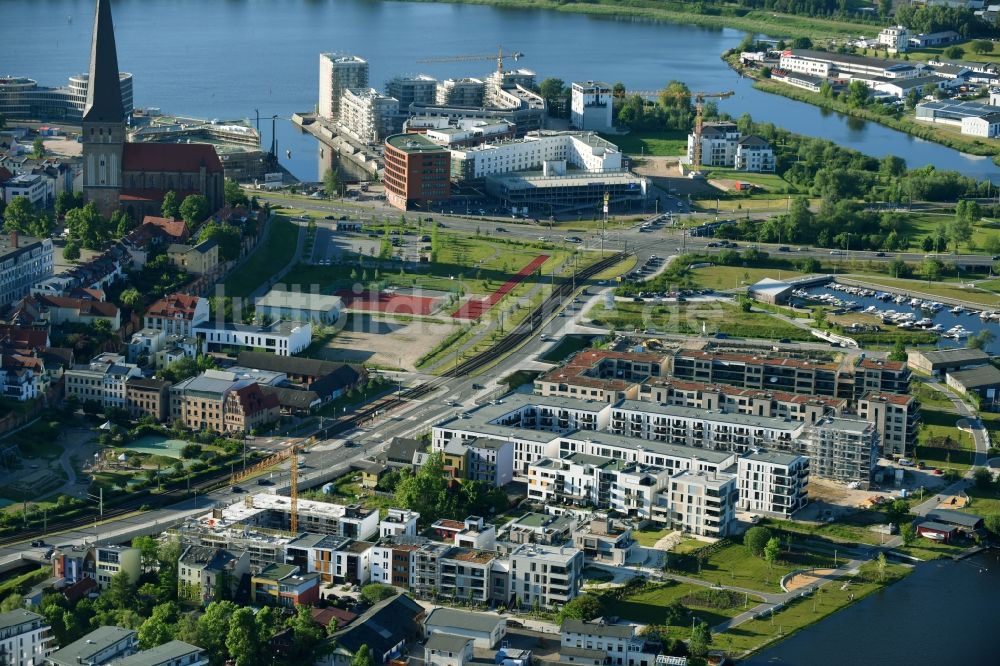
[2,252,630,544]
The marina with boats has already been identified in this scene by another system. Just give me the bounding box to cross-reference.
[793,281,1000,353]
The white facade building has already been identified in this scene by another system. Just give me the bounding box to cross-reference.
[736,450,809,517]
[877,25,910,53]
[734,136,776,172]
[318,54,369,120]
[380,508,420,538]
[0,235,53,309]
[663,470,738,537]
[386,75,438,108]
[194,320,312,356]
[339,88,400,144]
[509,543,583,609]
[560,619,644,666]
[2,174,51,206]
[687,122,740,167]
[0,610,53,666]
[64,353,142,409]
[570,81,614,132]
[961,112,1000,137]
[450,131,622,181]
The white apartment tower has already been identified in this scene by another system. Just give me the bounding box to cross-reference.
[571,81,614,132]
[318,53,369,120]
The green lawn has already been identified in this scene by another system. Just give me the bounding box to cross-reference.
[633,526,672,547]
[667,542,837,593]
[713,562,911,657]
[895,538,971,561]
[602,130,686,156]
[223,216,299,298]
[605,580,752,628]
[701,169,799,194]
[916,407,976,472]
[690,265,806,291]
[902,213,1000,253]
[588,300,813,341]
[764,514,888,547]
[961,484,1000,518]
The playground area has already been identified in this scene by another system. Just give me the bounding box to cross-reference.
[120,435,194,459]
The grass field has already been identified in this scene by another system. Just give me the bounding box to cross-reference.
[902,213,1000,252]
[668,542,837,593]
[223,216,299,298]
[764,514,888,547]
[701,168,799,194]
[633,526,672,547]
[712,562,911,656]
[916,407,976,472]
[690,265,806,290]
[961,483,1000,518]
[588,300,813,341]
[603,130,687,157]
[843,274,1000,307]
[895,538,970,561]
[605,581,751,631]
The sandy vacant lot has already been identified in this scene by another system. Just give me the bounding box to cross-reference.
[310,313,458,370]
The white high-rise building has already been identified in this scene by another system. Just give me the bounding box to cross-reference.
[318,53,369,120]
[339,88,400,144]
[571,81,614,132]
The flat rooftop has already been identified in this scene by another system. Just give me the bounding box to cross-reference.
[386,133,448,154]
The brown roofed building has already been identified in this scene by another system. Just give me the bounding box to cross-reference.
[858,390,920,456]
[144,293,208,336]
[534,349,668,403]
[224,382,280,432]
[26,294,121,330]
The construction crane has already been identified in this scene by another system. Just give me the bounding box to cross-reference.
[416,46,524,78]
[627,89,734,168]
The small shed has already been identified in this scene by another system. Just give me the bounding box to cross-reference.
[916,521,958,543]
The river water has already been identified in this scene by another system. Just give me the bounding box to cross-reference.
[4,0,1000,182]
[744,550,1000,665]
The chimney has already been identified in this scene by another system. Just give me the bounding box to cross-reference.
[10,231,17,249]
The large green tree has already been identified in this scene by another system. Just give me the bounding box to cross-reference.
[286,605,328,664]
[350,645,374,666]
[180,194,211,226]
[197,601,239,665]
[138,602,179,648]
[323,167,340,198]
[3,196,52,237]
[161,191,180,220]
[226,607,261,666]
[224,179,249,207]
[198,222,242,261]
[744,526,772,557]
[64,201,109,249]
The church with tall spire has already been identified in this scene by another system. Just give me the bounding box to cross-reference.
[82,0,224,219]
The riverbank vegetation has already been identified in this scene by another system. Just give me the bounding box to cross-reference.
[414,0,903,41]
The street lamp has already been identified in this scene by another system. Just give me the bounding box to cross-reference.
[83,487,104,544]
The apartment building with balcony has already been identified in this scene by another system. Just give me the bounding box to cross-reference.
[433,394,612,476]
[637,378,846,424]
[669,349,851,398]
[858,391,919,456]
[500,512,578,546]
[661,469,738,537]
[412,542,453,600]
[799,417,879,487]
[251,563,321,608]
[509,544,583,609]
[64,352,142,409]
[438,548,496,605]
[856,358,911,395]
[736,450,809,517]
[370,536,426,588]
[534,350,669,403]
[285,534,374,585]
[380,508,420,538]
[609,401,802,453]
[527,453,670,520]
[0,609,53,666]
[47,627,137,666]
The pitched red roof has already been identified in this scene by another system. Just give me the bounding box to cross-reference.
[0,167,13,183]
[146,293,202,320]
[141,216,190,242]
[35,294,120,318]
[122,142,223,173]
[310,607,357,628]
[0,325,48,348]
[231,382,280,416]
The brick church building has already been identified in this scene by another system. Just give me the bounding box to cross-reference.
[82,0,224,219]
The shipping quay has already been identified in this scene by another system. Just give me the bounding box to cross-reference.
[291,111,380,177]
[835,276,999,312]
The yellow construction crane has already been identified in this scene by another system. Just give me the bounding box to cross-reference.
[416,46,524,78]
[627,89,734,167]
